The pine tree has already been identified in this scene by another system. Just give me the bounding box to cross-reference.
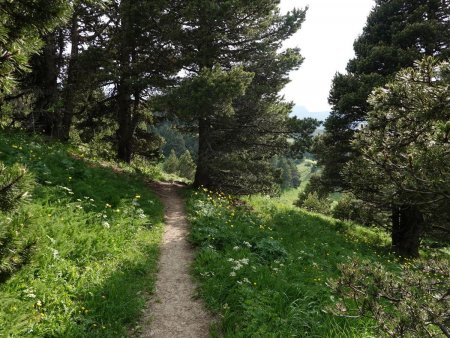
[163,150,180,175]
[345,57,450,257]
[279,157,293,190]
[317,0,450,191]
[178,150,196,181]
[0,163,34,212]
[164,1,313,194]
[0,0,69,97]
[0,162,35,282]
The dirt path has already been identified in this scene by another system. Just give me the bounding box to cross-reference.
[140,182,211,338]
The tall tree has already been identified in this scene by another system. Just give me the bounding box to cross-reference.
[166,0,312,193]
[316,0,450,191]
[107,0,180,162]
[3,1,107,138]
[345,57,450,257]
[0,0,69,97]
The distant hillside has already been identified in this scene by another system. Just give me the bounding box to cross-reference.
[291,105,330,122]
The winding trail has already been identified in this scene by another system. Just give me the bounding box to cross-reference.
[140,182,211,338]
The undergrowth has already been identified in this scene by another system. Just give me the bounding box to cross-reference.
[0,130,164,336]
[187,190,447,337]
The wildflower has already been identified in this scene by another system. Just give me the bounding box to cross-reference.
[243,241,252,248]
[230,272,236,277]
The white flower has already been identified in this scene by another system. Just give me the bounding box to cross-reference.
[52,249,59,259]
[230,272,236,277]
[102,221,110,229]
[243,241,252,248]
[233,246,240,250]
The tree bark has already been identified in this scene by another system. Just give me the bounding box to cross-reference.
[31,32,59,136]
[117,77,133,163]
[116,0,134,163]
[392,205,424,258]
[194,117,213,188]
[60,10,80,141]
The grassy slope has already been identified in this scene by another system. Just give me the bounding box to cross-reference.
[187,190,427,337]
[0,130,164,337]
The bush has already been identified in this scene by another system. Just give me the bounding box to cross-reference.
[163,149,180,174]
[178,150,196,181]
[254,238,288,261]
[332,193,386,227]
[295,174,328,207]
[0,162,35,282]
[299,192,331,215]
[0,162,34,212]
[329,258,450,337]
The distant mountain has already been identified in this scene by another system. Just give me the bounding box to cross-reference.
[291,105,330,122]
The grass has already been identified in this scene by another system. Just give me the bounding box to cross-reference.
[186,189,435,337]
[0,130,164,336]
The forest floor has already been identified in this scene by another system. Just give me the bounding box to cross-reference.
[140,182,212,338]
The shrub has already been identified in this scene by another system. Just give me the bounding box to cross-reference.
[0,162,34,212]
[163,149,179,174]
[332,193,386,227]
[254,238,288,261]
[178,150,196,181]
[0,162,35,282]
[297,192,331,215]
[295,174,329,207]
[329,258,450,337]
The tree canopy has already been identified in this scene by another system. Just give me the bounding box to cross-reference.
[316,0,450,190]
[345,57,450,257]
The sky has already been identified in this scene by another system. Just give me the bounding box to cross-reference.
[279,0,374,113]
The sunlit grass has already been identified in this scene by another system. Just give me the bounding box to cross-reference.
[187,189,408,337]
[0,130,164,336]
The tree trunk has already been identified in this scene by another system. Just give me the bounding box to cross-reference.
[117,76,133,163]
[60,10,80,141]
[194,117,213,188]
[115,0,138,163]
[31,32,59,136]
[391,205,424,258]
